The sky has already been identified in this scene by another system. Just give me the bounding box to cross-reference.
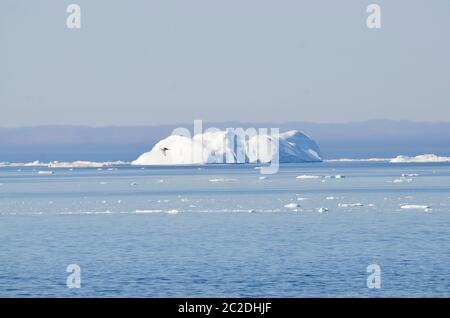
[1,0,450,126]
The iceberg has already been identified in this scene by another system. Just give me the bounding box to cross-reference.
[0,161,127,168]
[132,129,322,165]
[390,154,450,163]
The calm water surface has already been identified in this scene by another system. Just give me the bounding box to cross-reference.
[0,162,449,297]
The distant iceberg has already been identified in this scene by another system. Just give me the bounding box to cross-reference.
[132,129,322,165]
[0,161,127,168]
[326,154,450,163]
[390,154,450,163]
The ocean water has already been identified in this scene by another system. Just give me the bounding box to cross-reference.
[0,162,449,297]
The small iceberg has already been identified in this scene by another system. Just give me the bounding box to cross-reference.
[390,154,450,163]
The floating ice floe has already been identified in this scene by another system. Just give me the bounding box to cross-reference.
[400,205,431,211]
[296,175,321,180]
[392,178,413,183]
[38,171,54,175]
[324,175,345,179]
[326,196,338,200]
[325,158,390,162]
[338,203,364,207]
[60,211,112,215]
[49,161,126,168]
[135,209,178,214]
[390,154,450,163]
[401,173,419,177]
[284,203,301,209]
[0,160,127,168]
[209,178,238,182]
[317,207,329,213]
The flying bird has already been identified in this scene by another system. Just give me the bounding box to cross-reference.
[160,147,170,156]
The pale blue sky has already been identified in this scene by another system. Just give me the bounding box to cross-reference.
[1,0,449,126]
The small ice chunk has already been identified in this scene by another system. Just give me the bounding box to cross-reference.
[401,173,419,177]
[338,203,364,207]
[392,178,412,183]
[284,203,300,209]
[400,205,431,210]
[296,175,321,179]
[317,207,329,213]
[325,175,345,179]
[209,178,237,182]
[38,171,54,175]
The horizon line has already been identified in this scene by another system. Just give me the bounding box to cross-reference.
[2,119,450,129]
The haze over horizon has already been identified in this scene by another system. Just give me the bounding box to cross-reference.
[1,118,450,129]
[1,0,450,126]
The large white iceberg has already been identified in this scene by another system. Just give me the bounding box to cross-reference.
[132,129,322,165]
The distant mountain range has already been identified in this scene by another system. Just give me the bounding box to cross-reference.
[1,120,450,162]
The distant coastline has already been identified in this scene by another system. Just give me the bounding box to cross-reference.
[1,120,450,162]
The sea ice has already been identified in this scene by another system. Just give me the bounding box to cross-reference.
[296,175,321,179]
[390,154,450,163]
[38,171,54,175]
[209,178,237,182]
[284,203,301,209]
[400,205,431,210]
[338,203,364,207]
